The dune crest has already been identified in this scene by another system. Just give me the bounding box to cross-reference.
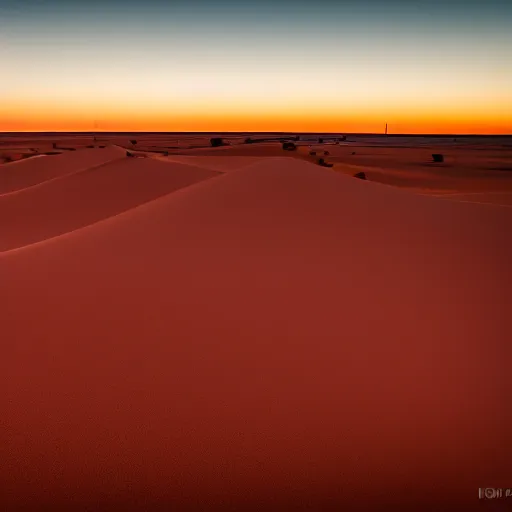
[0,156,220,251]
[0,146,127,195]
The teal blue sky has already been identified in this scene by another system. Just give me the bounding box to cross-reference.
[1,0,511,132]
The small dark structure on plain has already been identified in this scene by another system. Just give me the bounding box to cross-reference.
[309,151,316,156]
[432,154,444,163]
[52,143,57,149]
[324,151,330,156]
[354,172,367,180]
[340,136,347,141]
[126,151,134,157]
[210,138,225,147]
[86,145,95,148]
[317,158,333,167]
[318,138,324,143]
[245,138,253,144]
[282,142,297,151]
[351,151,356,155]
[130,140,137,145]
[99,146,106,148]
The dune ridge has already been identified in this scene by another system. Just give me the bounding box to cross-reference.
[0,146,126,194]
[1,155,510,510]
[0,156,221,251]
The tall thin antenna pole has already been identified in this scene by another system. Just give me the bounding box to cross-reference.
[385,123,388,135]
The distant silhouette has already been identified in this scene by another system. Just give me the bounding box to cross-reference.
[309,151,317,156]
[245,138,253,144]
[210,138,225,147]
[340,136,347,141]
[282,142,296,151]
[354,171,366,180]
[317,158,333,167]
[126,151,134,157]
[351,151,356,155]
[130,140,137,145]
[324,151,330,156]
[432,154,444,163]
[318,138,324,143]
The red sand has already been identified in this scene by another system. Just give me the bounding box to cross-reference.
[0,157,219,252]
[1,155,510,510]
[0,146,126,195]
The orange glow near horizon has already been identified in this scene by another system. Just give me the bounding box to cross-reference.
[1,115,510,135]
[1,87,511,134]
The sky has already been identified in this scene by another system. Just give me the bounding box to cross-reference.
[0,0,511,133]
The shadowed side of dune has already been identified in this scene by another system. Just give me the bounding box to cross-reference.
[0,157,220,251]
[1,157,511,511]
[0,146,127,194]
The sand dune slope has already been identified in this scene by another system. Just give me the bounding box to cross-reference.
[0,157,220,251]
[155,154,265,171]
[0,146,126,194]
[1,157,510,511]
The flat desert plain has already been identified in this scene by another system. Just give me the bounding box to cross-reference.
[1,133,511,511]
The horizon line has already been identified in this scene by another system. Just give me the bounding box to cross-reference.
[1,131,511,137]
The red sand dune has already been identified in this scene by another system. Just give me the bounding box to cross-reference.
[0,157,220,252]
[155,154,265,172]
[1,157,511,511]
[0,146,126,195]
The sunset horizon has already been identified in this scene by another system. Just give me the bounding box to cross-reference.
[1,0,511,134]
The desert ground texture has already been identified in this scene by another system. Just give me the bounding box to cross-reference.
[1,133,511,511]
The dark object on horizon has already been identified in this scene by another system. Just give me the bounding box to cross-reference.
[86,145,95,148]
[351,151,356,155]
[282,142,296,151]
[245,138,253,144]
[324,151,330,156]
[295,135,300,141]
[432,154,444,163]
[52,143,57,149]
[354,172,366,180]
[309,151,316,156]
[317,158,333,167]
[210,138,225,147]
[318,138,324,143]
[340,136,347,141]
[99,146,106,148]
[126,151,134,157]
[453,138,457,142]
[130,140,137,145]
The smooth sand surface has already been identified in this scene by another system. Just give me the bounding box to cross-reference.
[155,155,265,172]
[0,146,126,194]
[0,156,220,252]
[1,152,511,511]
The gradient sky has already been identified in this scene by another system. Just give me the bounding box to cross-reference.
[1,0,511,133]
